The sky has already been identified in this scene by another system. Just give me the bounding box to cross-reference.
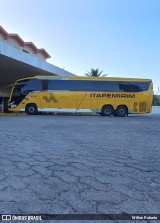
[0,0,160,92]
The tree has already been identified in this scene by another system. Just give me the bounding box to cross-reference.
[85,68,107,77]
[153,94,160,106]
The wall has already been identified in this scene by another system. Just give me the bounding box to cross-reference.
[0,36,46,60]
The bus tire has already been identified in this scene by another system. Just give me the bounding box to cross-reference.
[116,105,128,117]
[25,104,38,115]
[101,105,113,116]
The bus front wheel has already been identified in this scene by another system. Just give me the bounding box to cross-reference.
[25,104,38,115]
[116,105,128,117]
[101,105,113,116]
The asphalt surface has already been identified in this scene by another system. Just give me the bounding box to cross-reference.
[0,113,160,222]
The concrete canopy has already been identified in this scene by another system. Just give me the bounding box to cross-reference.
[0,54,52,87]
[0,53,70,87]
[0,41,75,96]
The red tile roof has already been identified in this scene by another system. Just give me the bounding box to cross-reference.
[0,25,51,59]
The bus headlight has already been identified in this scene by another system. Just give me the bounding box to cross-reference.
[11,104,17,108]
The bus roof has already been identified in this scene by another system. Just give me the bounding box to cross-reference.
[16,75,152,82]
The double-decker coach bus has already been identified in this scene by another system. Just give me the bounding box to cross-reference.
[8,76,153,116]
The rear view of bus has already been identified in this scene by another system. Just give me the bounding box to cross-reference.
[8,76,153,116]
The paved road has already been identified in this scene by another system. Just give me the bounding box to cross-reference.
[0,114,160,222]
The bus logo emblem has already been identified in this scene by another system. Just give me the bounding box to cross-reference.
[43,93,58,103]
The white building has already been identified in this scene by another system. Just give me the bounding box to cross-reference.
[0,25,75,98]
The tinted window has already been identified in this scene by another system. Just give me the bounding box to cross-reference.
[48,80,119,91]
[47,79,150,92]
[93,81,119,91]
[118,82,150,92]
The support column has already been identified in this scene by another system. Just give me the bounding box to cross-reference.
[0,86,10,112]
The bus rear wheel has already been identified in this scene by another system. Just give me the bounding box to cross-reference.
[101,105,113,116]
[26,104,38,115]
[116,105,128,117]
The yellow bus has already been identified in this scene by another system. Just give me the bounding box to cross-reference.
[8,76,153,116]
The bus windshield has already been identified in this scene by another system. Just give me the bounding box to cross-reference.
[11,78,42,105]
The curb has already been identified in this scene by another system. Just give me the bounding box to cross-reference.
[0,113,26,116]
